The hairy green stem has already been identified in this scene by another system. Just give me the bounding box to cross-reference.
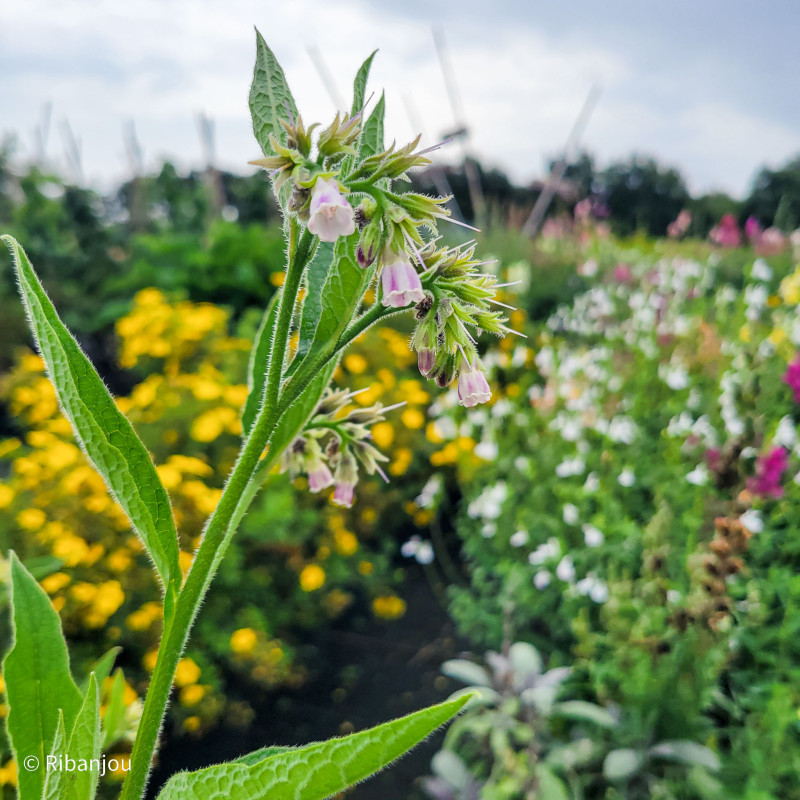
[121,228,314,800]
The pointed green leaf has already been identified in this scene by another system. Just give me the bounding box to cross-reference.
[649,741,720,771]
[242,291,280,437]
[535,765,570,800]
[64,672,102,800]
[552,701,616,729]
[295,242,335,364]
[603,748,644,782]
[102,669,127,749]
[2,235,180,590]
[3,552,83,800]
[441,659,492,687]
[249,30,297,167]
[43,711,67,800]
[156,695,469,800]
[359,92,385,159]
[83,647,121,694]
[351,51,377,117]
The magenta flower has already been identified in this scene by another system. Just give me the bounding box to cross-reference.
[380,252,425,308]
[307,177,356,242]
[747,447,789,498]
[710,214,741,248]
[745,216,762,243]
[667,209,692,239]
[613,263,632,283]
[457,359,491,408]
[783,356,800,402]
[756,228,786,256]
[308,461,334,493]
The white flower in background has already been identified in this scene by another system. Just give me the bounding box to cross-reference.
[618,469,636,487]
[741,447,757,459]
[589,580,609,604]
[687,463,709,486]
[415,475,442,509]
[582,524,605,547]
[534,347,555,376]
[580,258,598,277]
[528,538,561,566]
[533,570,552,590]
[584,472,599,492]
[556,555,576,583]
[555,456,586,478]
[401,536,435,564]
[667,589,682,603]
[510,530,529,547]
[474,440,499,461]
[562,504,580,525]
[739,509,764,534]
[744,284,768,320]
[481,523,497,538]
[774,416,797,449]
[430,417,457,440]
[511,347,529,368]
[751,259,773,282]
[467,482,507,520]
[660,364,690,390]
[608,415,638,444]
[514,456,531,473]
[491,399,514,418]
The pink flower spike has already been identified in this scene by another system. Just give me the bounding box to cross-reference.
[381,254,425,308]
[457,358,491,408]
[307,177,356,242]
[783,356,800,402]
[332,482,355,508]
[747,447,789,498]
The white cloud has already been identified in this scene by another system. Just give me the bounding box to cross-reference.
[1,0,797,197]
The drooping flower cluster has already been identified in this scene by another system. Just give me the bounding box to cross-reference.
[280,388,402,508]
[251,107,511,408]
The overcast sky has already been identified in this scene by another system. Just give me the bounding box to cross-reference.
[2,0,798,198]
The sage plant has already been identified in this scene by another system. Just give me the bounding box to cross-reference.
[1,31,509,800]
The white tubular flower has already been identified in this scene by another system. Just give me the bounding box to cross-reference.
[380,251,425,308]
[307,177,355,242]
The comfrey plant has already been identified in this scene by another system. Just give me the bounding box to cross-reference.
[0,32,509,800]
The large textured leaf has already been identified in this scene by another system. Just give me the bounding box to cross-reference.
[295,241,335,364]
[268,361,337,463]
[249,30,298,156]
[310,236,375,360]
[2,235,180,590]
[3,552,83,800]
[359,92,385,159]
[242,291,279,437]
[156,695,469,800]
[65,672,102,800]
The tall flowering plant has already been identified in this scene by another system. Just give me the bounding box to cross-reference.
[0,34,508,800]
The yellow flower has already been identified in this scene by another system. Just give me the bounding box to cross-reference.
[401,408,425,430]
[0,485,15,509]
[389,448,413,476]
[230,627,258,656]
[299,564,326,592]
[0,757,17,787]
[344,353,368,374]
[333,529,358,557]
[780,271,800,305]
[358,560,374,576]
[769,328,787,346]
[143,650,159,673]
[16,508,46,530]
[52,534,90,567]
[739,324,751,343]
[107,549,133,572]
[41,572,71,594]
[179,685,206,707]
[372,595,407,620]
[174,658,201,687]
[371,421,394,449]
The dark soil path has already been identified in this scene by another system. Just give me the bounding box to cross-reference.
[148,567,464,799]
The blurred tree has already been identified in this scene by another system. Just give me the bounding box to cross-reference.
[596,156,690,237]
[743,155,800,230]
[689,192,742,238]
